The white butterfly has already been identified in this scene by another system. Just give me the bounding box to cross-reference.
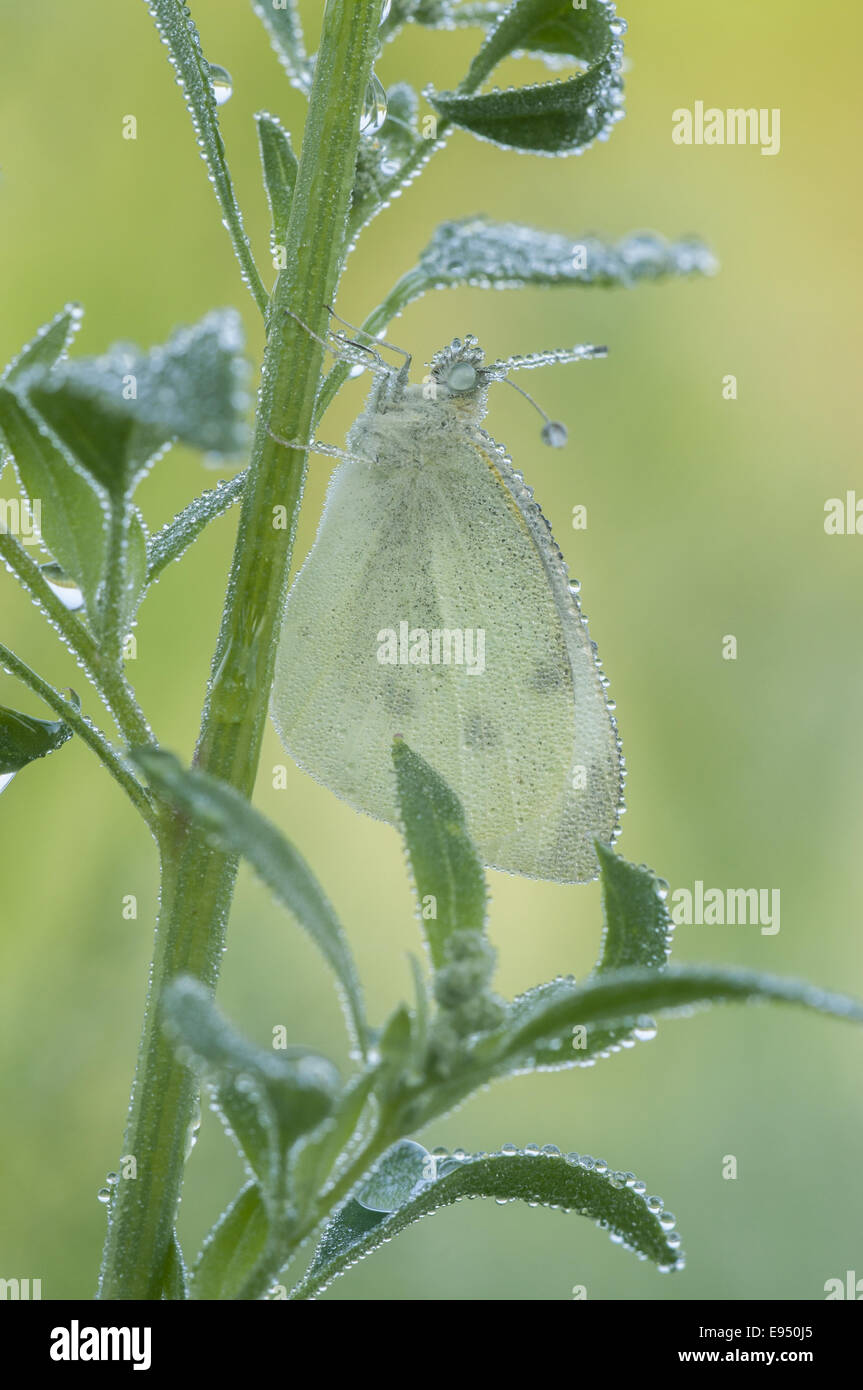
[270,332,623,883]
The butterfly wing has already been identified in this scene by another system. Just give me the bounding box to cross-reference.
[271,422,621,883]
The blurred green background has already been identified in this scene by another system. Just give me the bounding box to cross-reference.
[1,0,861,1301]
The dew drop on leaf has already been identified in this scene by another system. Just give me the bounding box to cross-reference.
[207,63,234,106]
[41,563,85,612]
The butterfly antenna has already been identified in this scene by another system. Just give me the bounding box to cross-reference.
[500,377,569,449]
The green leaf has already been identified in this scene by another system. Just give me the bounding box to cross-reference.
[190,1183,270,1300]
[132,748,368,1053]
[145,0,267,314]
[296,1147,680,1297]
[256,113,298,250]
[431,0,627,155]
[161,1230,189,1300]
[0,703,73,776]
[163,976,339,1199]
[431,64,623,155]
[1,302,82,385]
[288,1069,380,1217]
[392,738,488,969]
[595,843,671,973]
[464,0,618,76]
[146,472,246,585]
[16,311,249,502]
[416,218,718,292]
[0,306,108,616]
[250,0,311,93]
[489,964,863,1072]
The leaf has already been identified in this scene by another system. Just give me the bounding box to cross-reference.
[190,1183,270,1300]
[0,703,73,775]
[296,1147,681,1296]
[1,302,82,386]
[430,0,626,155]
[145,0,267,313]
[16,311,249,502]
[250,0,311,93]
[488,964,863,1072]
[132,748,368,1053]
[430,63,623,155]
[256,113,298,250]
[161,1230,189,1300]
[595,843,672,973]
[416,218,718,292]
[392,738,487,970]
[146,472,246,585]
[163,976,339,1199]
[288,1069,380,1217]
[463,0,618,76]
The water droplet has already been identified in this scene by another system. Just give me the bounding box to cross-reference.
[208,64,233,106]
[0,772,16,795]
[361,73,388,134]
[500,1143,517,1156]
[97,1188,111,1204]
[541,420,568,448]
[633,1017,658,1042]
[379,0,392,22]
[609,17,628,37]
[645,1195,664,1214]
[541,1144,561,1157]
[106,1171,119,1186]
[41,563,84,612]
[523,1142,540,1156]
[659,1211,677,1231]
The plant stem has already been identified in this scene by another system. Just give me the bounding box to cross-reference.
[98,0,386,1300]
[0,641,157,831]
[0,527,152,746]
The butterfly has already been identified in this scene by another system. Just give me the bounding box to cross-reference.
[270,330,623,883]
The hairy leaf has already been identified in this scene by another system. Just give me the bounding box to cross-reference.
[416,218,718,291]
[163,976,339,1199]
[392,739,488,969]
[190,1183,270,1300]
[146,473,246,584]
[256,113,299,250]
[250,0,311,93]
[132,749,368,1053]
[16,311,248,501]
[0,703,73,775]
[296,1147,680,1296]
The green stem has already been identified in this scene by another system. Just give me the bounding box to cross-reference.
[98,0,386,1300]
[0,527,152,746]
[0,642,157,831]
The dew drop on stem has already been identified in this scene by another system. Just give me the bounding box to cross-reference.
[361,74,388,135]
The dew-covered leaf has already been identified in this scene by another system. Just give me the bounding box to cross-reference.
[392,739,488,969]
[463,0,621,79]
[163,976,339,1198]
[416,218,718,292]
[0,703,73,776]
[146,473,246,584]
[430,0,626,155]
[296,1147,680,1297]
[256,113,298,250]
[487,964,863,1073]
[16,311,249,501]
[133,749,368,1053]
[288,1069,380,1217]
[161,1230,189,1300]
[1,302,82,386]
[431,62,623,155]
[250,0,311,93]
[190,1182,270,1301]
[146,0,267,312]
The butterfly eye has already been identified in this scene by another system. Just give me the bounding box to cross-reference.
[446,362,478,393]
